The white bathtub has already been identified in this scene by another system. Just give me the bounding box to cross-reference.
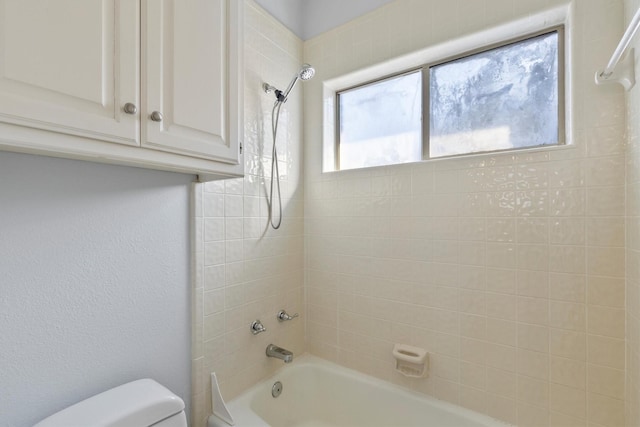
[208,355,511,427]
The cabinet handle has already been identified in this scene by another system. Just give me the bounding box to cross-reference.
[123,103,137,115]
[150,111,164,122]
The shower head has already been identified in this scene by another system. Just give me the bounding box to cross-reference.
[263,63,315,103]
[298,64,315,80]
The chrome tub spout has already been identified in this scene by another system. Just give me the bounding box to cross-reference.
[266,344,293,363]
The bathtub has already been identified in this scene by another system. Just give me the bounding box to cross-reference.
[208,355,511,427]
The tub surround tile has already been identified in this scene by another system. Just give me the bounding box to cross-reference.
[304,0,626,426]
[185,0,636,426]
[191,1,305,426]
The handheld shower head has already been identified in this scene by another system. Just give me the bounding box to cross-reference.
[263,63,315,103]
[298,64,315,80]
[262,64,315,230]
[281,64,315,101]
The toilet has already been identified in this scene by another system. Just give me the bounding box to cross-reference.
[33,379,187,427]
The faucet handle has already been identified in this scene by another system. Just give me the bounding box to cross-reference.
[251,320,267,335]
[277,310,299,322]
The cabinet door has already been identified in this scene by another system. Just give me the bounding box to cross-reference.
[143,0,242,165]
[0,0,139,146]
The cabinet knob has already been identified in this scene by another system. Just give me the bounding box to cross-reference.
[150,111,164,122]
[123,103,137,115]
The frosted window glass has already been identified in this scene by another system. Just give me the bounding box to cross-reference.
[429,31,559,158]
[339,71,422,170]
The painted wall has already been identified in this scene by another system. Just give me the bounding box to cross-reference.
[190,2,305,426]
[253,0,303,38]
[304,1,626,426]
[254,0,393,40]
[300,0,394,40]
[0,152,193,427]
[625,0,640,425]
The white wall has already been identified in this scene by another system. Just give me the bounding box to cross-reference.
[300,0,394,40]
[0,152,193,427]
[253,0,304,38]
[253,0,393,40]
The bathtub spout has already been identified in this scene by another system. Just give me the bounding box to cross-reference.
[266,344,293,363]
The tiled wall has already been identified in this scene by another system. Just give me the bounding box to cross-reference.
[304,1,627,426]
[626,0,640,425]
[190,2,305,426]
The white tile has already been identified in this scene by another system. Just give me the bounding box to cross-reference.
[224,195,244,217]
[203,193,224,217]
[204,218,225,241]
[550,218,585,245]
[204,241,225,266]
[225,218,244,240]
[204,265,225,290]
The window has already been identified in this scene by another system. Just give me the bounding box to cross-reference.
[338,71,423,170]
[335,27,564,171]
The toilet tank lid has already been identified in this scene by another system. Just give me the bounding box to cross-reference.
[33,379,185,427]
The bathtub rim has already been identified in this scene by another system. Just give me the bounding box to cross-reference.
[208,353,513,427]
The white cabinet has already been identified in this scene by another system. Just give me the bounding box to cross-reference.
[0,0,139,146]
[0,0,243,179]
[143,0,241,164]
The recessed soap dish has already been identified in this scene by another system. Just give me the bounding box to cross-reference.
[393,344,429,378]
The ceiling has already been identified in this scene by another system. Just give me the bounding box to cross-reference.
[254,0,395,40]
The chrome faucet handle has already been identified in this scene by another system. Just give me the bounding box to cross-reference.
[277,310,299,322]
[251,320,267,335]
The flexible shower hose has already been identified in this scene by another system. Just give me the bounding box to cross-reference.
[268,100,283,229]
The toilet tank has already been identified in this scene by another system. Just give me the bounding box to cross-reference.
[33,379,186,427]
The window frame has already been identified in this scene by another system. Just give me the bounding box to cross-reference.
[334,25,565,170]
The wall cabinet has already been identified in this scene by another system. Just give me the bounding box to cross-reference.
[0,0,243,180]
